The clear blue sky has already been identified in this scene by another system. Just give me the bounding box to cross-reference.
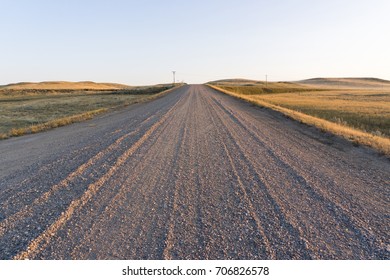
[1,0,389,85]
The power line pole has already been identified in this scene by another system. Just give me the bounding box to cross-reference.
[172,71,176,85]
[265,74,268,87]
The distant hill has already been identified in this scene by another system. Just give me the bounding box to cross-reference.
[297,78,390,88]
[208,77,390,89]
[209,78,263,85]
[0,81,131,90]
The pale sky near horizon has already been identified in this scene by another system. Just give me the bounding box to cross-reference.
[1,0,389,85]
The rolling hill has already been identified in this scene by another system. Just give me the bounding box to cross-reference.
[0,81,131,91]
[297,78,390,88]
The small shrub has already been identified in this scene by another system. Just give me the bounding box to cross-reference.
[10,128,27,136]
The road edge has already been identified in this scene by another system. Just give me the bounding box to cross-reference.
[207,84,390,157]
[1,84,186,140]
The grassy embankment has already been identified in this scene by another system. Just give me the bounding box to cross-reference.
[208,79,390,155]
[0,82,180,139]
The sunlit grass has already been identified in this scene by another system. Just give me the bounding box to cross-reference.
[0,85,177,139]
[257,90,390,137]
[209,84,390,155]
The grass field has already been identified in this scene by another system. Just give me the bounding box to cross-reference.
[0,81,131,91]
[209,78,390,155]
[0,83,176,139]
[253,90,389,137]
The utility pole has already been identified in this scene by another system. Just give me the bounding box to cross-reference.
[265,74,268,87]
[172,71,176,85]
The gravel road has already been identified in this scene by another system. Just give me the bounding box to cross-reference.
[0,85,389,259]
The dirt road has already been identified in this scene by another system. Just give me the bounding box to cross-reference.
[0,85,388,259]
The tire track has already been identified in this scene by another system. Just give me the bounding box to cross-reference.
[204,90,311,258]
[46,90,190,259]
[0,109,165,239]
[207,95,342,257]
[208,90,389,259]
[219,134,277,259]
[179,89,270,259]
[0,130,137,236]
[13,92,186,260]
[161,88,198,259]
[162,89,208,259]
[0,84,388,260]
[203,101,274,258]
[68,119,180,258]
[162,124,187,260]
[66,96,189,259]
[0,106,165,209]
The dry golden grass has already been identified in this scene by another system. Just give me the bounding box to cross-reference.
[1,81,131,91]
[209,84,390,156]
[0,84,180,139]
[257,90,390,136]
[298,77,390,89]
[6,109,106,137]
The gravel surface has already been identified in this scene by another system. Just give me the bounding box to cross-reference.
[0,85,389,259]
